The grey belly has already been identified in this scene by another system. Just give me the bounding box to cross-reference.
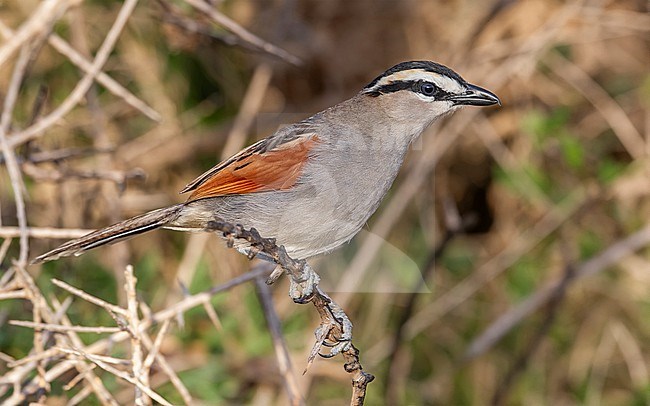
[171,180,385,259]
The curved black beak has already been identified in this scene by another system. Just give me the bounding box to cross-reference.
[450,83,501,107]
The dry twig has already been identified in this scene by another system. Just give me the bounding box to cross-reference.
[124,265,149,405]
[179,0,302,66]
[255,273,304,406]
[0,0,73,69]
[465,222,650,361]
[0,227,92,239]
[9,320,122,334]
[8,0,141,148]
[0,21,161,122]
[4,266,273,402]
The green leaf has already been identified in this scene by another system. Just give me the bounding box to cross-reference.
[521,107,572,148]
[597,159,627,184]
[559,134,585,169]
[578,231,603,260]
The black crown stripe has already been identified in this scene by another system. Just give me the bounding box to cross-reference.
[364,60,466,90]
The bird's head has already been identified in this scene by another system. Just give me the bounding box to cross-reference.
[361,61,500,134]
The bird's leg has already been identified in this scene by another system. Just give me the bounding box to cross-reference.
[208,219,320,302]
[313,288,352,358]
[207,219,367,382]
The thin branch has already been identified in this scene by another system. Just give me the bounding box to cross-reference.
[0,0,71,69]
[255,274,304,406]
[8,0,141,148]
[56,347,173,406]
[140,322,194,405]
[142,319,170,373]
[55,349,129,366]
[154,265,272,322]
[0,45,33,265]
[205,219,375,405]
[21,146,113,164]
[21,162,146,185]
[0,291,28,300]
[490,264,575,405]
[51,279,128,317]
[124,265,148,405]
[180,0,302,66]
[67,385,95,406]
[465,222,650,360]
[9,320,122,334]
[0,20,160,122]
[158,7,249,48]
[7,348,61,368]
[0,227,91,239]
[546,51,645,159]
[0,238,12,264]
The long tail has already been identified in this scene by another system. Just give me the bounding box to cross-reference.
[31,204,184,264]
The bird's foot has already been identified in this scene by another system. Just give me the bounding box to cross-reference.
[304,293,353,371]
[288,263,320,304]
[318,296,353,357]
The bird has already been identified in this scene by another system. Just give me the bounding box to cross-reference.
[32,60,500,265]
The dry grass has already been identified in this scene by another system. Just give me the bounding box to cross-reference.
[1,0,649,404]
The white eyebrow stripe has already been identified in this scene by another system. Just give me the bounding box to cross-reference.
[367,69,465,94]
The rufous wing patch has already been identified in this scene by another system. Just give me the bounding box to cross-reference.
[186,136,318,201]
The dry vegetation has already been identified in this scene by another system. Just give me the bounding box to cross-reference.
[1,0,649,404]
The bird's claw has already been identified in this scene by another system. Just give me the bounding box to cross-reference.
[265,265,284,285]
[318,339,352,358]
[288,263,320,304]
[313,300,353,358]
[320,340,337,348]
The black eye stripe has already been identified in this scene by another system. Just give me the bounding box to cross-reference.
[365,81,413,96]
[365,80,455,99]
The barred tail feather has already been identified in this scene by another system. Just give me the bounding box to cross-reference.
[31,204,184,264]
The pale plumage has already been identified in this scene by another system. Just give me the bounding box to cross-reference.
[33,61,500,264]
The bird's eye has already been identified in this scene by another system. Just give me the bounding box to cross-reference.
[421,83,436,96]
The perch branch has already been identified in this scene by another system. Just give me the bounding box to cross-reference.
[205,219,375,405]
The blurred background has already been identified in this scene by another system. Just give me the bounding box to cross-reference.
[1,0,649,404]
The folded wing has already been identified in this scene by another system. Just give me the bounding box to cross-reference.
[182,134,319,201]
